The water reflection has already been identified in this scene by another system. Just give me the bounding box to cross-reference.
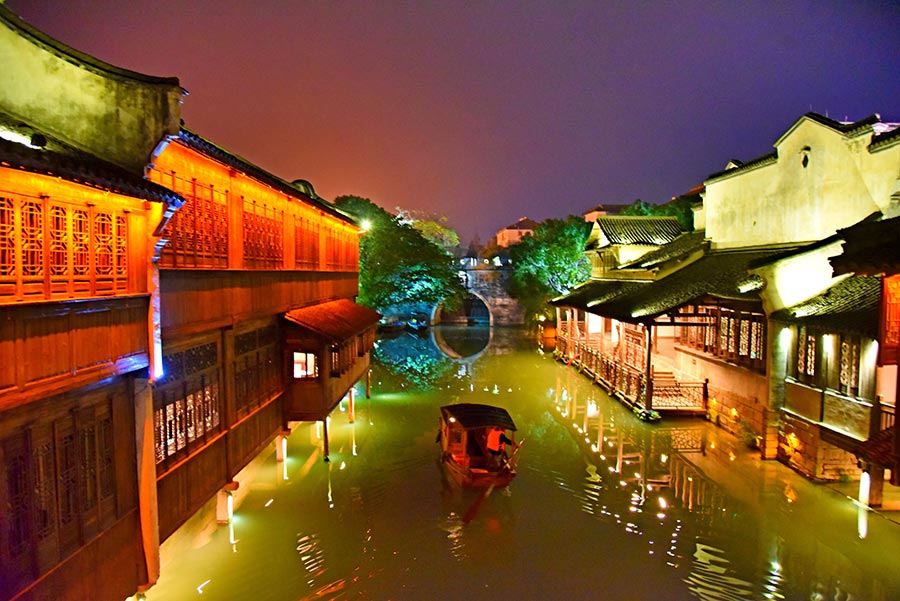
[143,327,900,601]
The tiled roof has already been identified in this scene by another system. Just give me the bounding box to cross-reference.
[769,275,881,338]
[706,152,777,182]
[178,129,357,226]
[284,299,381,342]
[550,279,649,311]
[553,249,778,323]
[595,216,683,246]
[870,126,900,151]
[0,119,184,207]
[617,231,708,270]
[831,214,900,276]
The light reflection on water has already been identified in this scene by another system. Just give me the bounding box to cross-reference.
[143,327,900,601]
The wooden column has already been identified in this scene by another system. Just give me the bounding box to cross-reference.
[644,324,654,410]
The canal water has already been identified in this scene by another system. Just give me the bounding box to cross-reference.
[142,327,900,601]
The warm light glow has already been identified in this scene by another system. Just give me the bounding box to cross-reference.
[859,471,871,506]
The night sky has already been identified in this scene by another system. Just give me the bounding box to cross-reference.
[8,1,900,243]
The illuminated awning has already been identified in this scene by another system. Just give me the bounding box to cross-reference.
[552,249,778,323]
[770,274,880,338]
[284,299,381,342]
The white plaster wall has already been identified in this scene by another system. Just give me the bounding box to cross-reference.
[753,240,845,314]
[0,13,182,172]
[705,117,899,250]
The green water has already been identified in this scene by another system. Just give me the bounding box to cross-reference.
[143,327,900,600]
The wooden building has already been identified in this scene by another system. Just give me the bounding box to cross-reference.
[553,113,900,502]
[0,6,376,601]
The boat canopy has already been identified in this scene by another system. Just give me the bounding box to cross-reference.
[440,403,517,431]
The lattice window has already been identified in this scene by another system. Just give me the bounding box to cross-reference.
[751,320,763,359]
[242,198,283,269]
[21,201,43,274]
[58,433,77,527]
[234,325,280,417]
[295,216,320,269]
[0,198,13,276]
[98,416,115,499]
[739,319,750,357]
[806,335,816,376]
[154,341,221,466]
[4,444,29,555]
[72,210,91,281]
[115,216,127,291]
[158,175,229,268]
[839,335,861,396]
[49,205,67,276]
[34,441,56,540]
[79,424,97,512]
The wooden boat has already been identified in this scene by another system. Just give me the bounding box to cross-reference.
[438,403,519,488]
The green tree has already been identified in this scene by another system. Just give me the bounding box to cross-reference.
[395,208,461,251]
[334,196,466,314]
[620,194,695,230]
[508,216,592,323]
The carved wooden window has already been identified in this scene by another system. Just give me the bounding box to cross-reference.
[675,304,766,371]
[0,196,131,301]
[242,198,283,269]
[49,205,67,278]
[0,395,119,583]
[154,341,222,467]
[234,325,280,418]
[158,175,229,268]
[94,212,114,293]
[33,440,56,541]
[839,335,861,397]
[294,215,320,269]
[2,435,29,556]
[323,225,357,271]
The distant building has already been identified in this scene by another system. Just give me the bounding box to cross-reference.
[583,203,629,222]
[493,216,539,247]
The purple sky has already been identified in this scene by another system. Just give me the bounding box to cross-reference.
[8,1,900,243]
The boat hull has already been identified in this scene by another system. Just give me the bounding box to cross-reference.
[441,454,516,488]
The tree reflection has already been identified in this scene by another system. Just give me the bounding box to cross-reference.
[372,333,459,390]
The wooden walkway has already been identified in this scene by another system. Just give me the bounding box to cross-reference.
[555,336,708,420]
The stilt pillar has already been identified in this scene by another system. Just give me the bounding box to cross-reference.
[348,388,356,424]
[216,481,239,524]
[322,418,330,462]
[275,429,290,462]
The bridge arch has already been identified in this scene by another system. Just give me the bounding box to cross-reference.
[432,289,493,326]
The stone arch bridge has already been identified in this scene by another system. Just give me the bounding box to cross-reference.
[433,266,525,326]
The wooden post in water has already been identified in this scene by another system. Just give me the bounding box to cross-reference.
[348,388,356,423]
[322,418,330,462]
[644,324,654,411]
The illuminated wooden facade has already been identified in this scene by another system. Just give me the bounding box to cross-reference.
[146,130,371,543]
[0,6,374,600]
[0,134,183,601]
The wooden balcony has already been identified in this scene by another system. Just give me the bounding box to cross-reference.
[555,333,708,418]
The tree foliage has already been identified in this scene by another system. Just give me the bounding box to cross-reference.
[508,216,592,322]
[620,195,695,230]
[334,196,466,314]
[395,208,461,251]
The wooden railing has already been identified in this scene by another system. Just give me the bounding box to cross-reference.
[556,333,707,416]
